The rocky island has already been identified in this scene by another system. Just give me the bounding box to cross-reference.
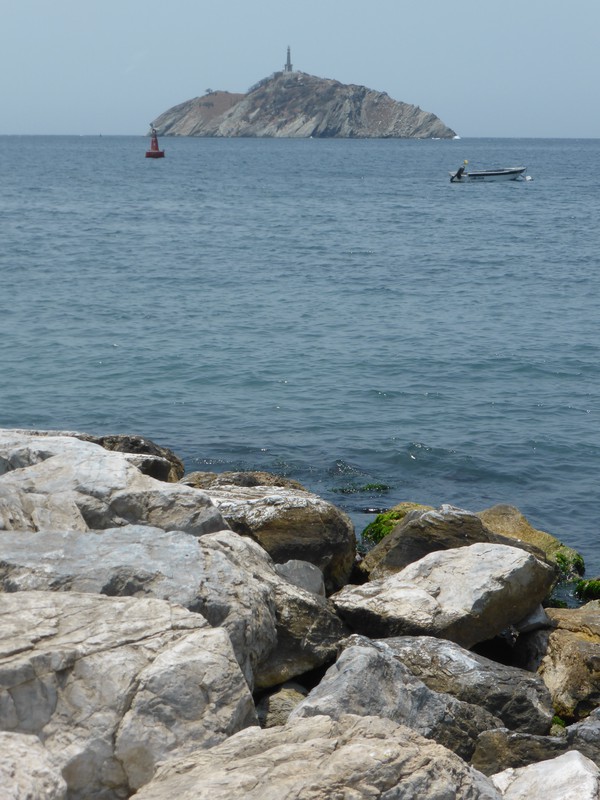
[1,428,599,799]
[151,67,456,139]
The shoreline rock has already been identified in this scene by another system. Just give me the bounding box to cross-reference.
[513,601,600,721]
[357,504,554,581]
[193,478,356,594]
[0,525,348,691]
[369,634,554,735]
[332,542,556,647]
[133,714,502,800]
[1,426,598,798]
[0,591,257,798]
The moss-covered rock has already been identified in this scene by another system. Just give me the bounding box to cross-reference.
[476,505,584,578]
[574,579,600,601]
[332,482,391,495]
[361,502,433,546]
[358,504,552,582]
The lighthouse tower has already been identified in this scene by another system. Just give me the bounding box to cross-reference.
[284,46,293,72]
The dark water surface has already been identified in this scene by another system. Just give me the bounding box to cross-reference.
[2,135,600,573]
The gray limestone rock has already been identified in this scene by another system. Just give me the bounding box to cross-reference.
[207,530,349,689]
[289,641,503,760]
[133,714,501,800]
[203,481,356,593]
[0,591,257,798]
[332,542,556,647]
[378,634,554,734]
[275,558,326,597]
[567,708,600,768]
[0,430,226,536]
[0,526,347,691]
[472,710,600,777]
[0,732,67,799]
[491,750,600,799]
[0,428,185,482]
[471,728,570,775]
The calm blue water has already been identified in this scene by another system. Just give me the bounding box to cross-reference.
[2,135,600,574]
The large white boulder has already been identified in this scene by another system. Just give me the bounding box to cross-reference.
[0,591,257,798]
[332,543,555,647]
[0,429,225,535]
[133,714,502,799]
[491,750,600,799]
[0,526,348,690]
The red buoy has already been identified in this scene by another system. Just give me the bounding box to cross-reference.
[146,126,165,158]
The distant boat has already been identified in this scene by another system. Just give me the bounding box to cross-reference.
[450,161,526,183]
[145,126,165,159]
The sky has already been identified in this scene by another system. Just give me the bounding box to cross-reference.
[1,0,599,138]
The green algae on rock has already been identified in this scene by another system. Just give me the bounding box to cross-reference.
[361,502,433,546]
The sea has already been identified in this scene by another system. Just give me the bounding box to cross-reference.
[2,135,600,576]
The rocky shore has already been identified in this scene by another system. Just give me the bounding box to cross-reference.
[1,428,599,798]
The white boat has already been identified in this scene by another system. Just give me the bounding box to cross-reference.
[450,162,526,183]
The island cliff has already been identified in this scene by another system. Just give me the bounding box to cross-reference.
[151,71,456,139]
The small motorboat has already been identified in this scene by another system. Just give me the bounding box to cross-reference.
[145,126,165,158]
[450,160,526,182]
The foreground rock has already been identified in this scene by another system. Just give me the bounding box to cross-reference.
[332,543,556,647]
[0,526,347,690]
[199,529,349,689]
[379,635,553,734]
[133,714,501,799]
[153,71,456,139]
[0,430,225,536]
[516,601,600,720]
[289,638,503,759]
[0,732,67,799]
[491,750,600,799]
[274,558,326,596]
[0,591,257,798]
[358,504,552,580]
[2,427,596,794]
[195,480,356,593]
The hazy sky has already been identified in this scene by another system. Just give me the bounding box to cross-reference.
[2,0,599,137]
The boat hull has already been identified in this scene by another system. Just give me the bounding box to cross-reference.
[450,167,526,183]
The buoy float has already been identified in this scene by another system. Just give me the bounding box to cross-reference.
[145,126,165,158]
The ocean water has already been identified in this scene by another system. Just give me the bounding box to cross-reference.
[2,135,600,574]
